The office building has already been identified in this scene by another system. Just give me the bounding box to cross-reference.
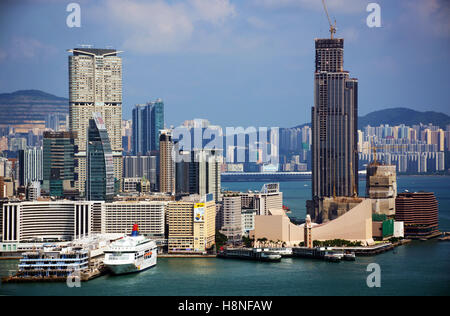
[18,147,43,187]
[175,149,222,201]
[241,209,256,236]
[122,120,133,154]
[123,155,158,191]
[132,99,164,155]
[309,37,358,223]
[122,177,152,194]
[101,201,167,239]
[86,113,115,202]
[159,129,175,194]
[27,181,41,201]
[2,201,95,242]
[219,193,242,243]
[0,157,13,178]
[241,183,283,216]
[45,114,61,131]
[0,177,15,198]
[395,192,440,239]
[42,131,76,197]
[8,137,27,152]
[68,47,123,195]
[167,196,215,253]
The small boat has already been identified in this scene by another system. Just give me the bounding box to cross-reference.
[343,252,356,261]
[324,254,341,262]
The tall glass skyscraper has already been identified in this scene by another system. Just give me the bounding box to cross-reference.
[42,131,76,197]
[86,113,115,202]
[132,99,164,155]
[309,38,358,222]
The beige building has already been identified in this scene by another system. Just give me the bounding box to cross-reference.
[241,183,282,216]
[68,48,123,195]
[219,193,242,242]
[2,200,95,242]
[1,200,167,242]
[251,198,373,246]
[0,177,15,198]
[167,197,215,253]
[101,201,167,239]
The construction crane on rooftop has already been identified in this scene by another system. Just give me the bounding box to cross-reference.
[322,0,337,39]
[370,139,384,166]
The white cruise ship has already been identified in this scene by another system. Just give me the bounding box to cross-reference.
[104,224,157,275]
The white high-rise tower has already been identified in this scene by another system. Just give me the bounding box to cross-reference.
[68,48,123,195]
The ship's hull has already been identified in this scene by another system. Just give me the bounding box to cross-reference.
[106,256,157,275]
[106,261,156,275]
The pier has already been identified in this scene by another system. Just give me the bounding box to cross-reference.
[217,248,282,262]
[292,247,349,262]
[2,266,107,283]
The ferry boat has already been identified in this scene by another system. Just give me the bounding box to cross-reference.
[343,251,356,261]
[104,224,157,275]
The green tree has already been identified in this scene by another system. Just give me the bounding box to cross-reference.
[215,231,228,252]
[242,236,253,248]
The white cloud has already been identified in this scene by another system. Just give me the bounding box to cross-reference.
[190,0,236,24]
[247,16,272,30]
[96,0,237,54]
[252,0,367,14]
[0,37,57,62]
[340,27,359,42]
[401,0,450,38]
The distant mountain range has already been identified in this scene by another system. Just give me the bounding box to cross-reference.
[1,90,449,132]
[0,90,68,131]
[357,107,450,129]
[293,107,450,130]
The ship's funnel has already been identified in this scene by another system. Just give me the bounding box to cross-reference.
[131,224,139,237]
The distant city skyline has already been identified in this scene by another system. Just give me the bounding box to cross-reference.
[0,0,449,127]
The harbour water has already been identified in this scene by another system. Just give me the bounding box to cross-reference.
[1,176,449,296]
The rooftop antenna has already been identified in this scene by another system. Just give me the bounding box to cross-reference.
[321,0,337,39]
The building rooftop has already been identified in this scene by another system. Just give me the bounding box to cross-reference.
[68,48,122,56]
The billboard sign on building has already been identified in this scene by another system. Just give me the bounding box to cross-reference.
[194,203,205,222]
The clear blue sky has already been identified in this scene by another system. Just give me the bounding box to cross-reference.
[0,0,449,127]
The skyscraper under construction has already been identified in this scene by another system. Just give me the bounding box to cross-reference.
[308,38,359,222]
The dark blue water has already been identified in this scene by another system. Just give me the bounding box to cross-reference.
[1,176,449,296]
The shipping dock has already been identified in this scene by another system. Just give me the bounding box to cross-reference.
[292,247,351,262]
[1,234,122,283]
[217,248,282,262]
